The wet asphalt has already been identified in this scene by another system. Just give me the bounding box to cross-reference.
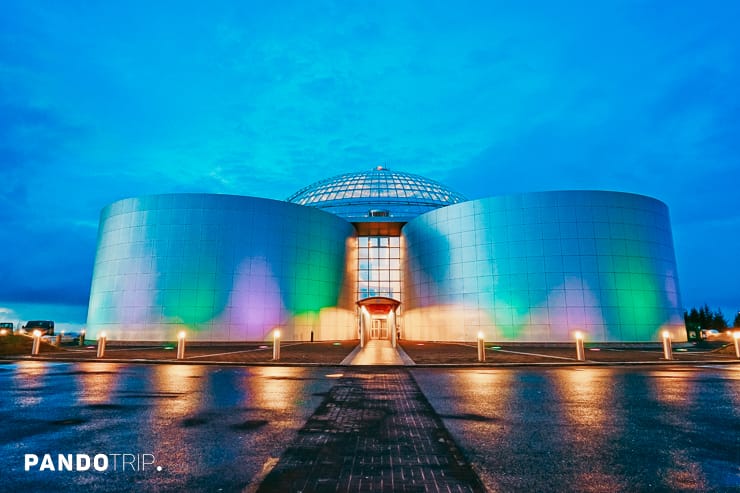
[1,361,739,492]
[414,365,740,492]
[0,362,335,492]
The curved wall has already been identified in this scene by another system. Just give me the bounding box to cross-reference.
[402,191,684,342]
[87,194,356,341]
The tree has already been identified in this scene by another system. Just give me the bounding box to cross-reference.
[713,308,728,330]
[684,304,729,339]
[734,311,740,328]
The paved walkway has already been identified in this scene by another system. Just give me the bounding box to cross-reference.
[256,369,485,493]
[343,340,414,365]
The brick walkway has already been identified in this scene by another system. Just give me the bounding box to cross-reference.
[257,369,485,493]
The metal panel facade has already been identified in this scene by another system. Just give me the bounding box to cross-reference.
[86,194,356,341]
[402,191,684,342]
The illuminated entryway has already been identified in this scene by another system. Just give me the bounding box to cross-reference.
[370,319,388,339]
[357,297,400,347]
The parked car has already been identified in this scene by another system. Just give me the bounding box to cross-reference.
[0,322,13,336]
[41,332,78,344]
[22,320,55,336]
[700,329,721,339]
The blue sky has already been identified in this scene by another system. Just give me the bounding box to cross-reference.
[1,1,739,329]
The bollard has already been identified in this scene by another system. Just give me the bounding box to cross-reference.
[575,331,586,361]
[31,330,41,356]
[661,331,673,360]
[733,331,740,359]
[477,331,485,362]
[177,331,186,360]
[79,329,86,346]
[97,332,107,358]
[360,307,368,348]
[56,334,62,347]
[273,329,281,361]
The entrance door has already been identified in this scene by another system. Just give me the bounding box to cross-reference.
[371,319,388,339]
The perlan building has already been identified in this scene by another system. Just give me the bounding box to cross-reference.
[86,167,685,343]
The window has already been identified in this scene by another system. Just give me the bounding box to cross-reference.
[356,235,402,301]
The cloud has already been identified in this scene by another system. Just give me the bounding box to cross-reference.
[0,0,738,315]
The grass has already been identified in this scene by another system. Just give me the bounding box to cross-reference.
[0,334,60,356]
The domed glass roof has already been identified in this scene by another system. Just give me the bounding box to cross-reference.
[286,167,467,221]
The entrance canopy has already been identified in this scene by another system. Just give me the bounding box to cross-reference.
[356,296,400,315]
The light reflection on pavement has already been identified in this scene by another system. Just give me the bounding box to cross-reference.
[2,362,739,492]
[0,362,334,492]
[412,365,740,492]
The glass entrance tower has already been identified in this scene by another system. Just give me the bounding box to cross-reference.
[287,166,467,342]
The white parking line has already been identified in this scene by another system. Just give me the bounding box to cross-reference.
[495,349,577,361]
[63,346,162,353]
[184,343,303,359]
[448,342,578,361]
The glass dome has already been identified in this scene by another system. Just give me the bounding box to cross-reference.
[286,167,467,221]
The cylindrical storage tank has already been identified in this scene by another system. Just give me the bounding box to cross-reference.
[402,191,684,342]
[86,194,356,342]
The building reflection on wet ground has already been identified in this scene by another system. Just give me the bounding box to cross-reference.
[1,362,738,492]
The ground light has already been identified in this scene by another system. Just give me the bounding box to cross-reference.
[477,332,485,362]
[734,331,740,359]
[662,331,673,360]
[31,330,42,356]
[177,331,186,360]
[97,332,107,358]
[273,329,281,361]
[574,331,586,361]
